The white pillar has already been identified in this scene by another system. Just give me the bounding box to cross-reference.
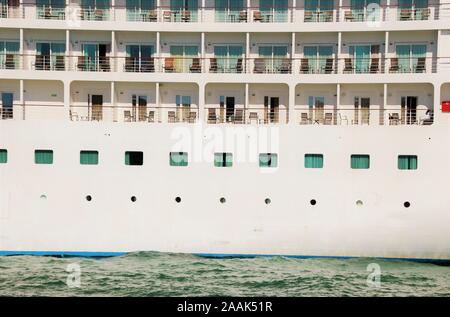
[201,0,205,22]
[338,0,342,22]
[433,83,441,125]
[64,80,71,120]
[288,84,296,125]
[336,84,341,125]
[19,79,24,120]
[337,32,342,73]
[65,30,70,71]
[156,31,161,71]
[19,28,23,69]
[291,32,296,75]
[111,81,115,122]
[201,32,205,71]
[384,31,389,73]
[245,83,249,115]
[198,82,205,123]
[383,83,387,125]
[385,0,390,21]
[436,30,441,74]
[111,0,115,21]
[246,32,250,73]
[156,82,160,122]
[292,0,296,23]
[111,31,116,72]
[156,0,161,22]
[247,0,251,23]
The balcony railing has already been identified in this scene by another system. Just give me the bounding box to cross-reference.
[205,107,289,125]
[36,5,66,20]
[1,54,444,75]
[70,105,199,123]
[5,3,447,22]
[295,107,433,126]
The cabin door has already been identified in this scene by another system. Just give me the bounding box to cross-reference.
[90,94,103,121]
[1,92,13,119]
[401,96,417,125]
[225,97,235,122]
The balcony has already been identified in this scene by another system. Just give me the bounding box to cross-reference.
[79,6,111,21]
[0,2,20,18]
[75,56,111,72]
[295,107,433,126]
[36,5,66,20]
[205,106,289,124]
[69,105,199,123]
[0,53,21,70]
[33,54,66,71]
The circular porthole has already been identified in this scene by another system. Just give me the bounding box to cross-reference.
[86,195,92,202]
[404,201,411,208]
[356,200,363,207]
[175,197,181,203]
[310,199,317,206]
[220,197,226,204]
[131,196,137,202]
[265,198,271,205]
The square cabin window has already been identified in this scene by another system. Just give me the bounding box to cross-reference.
[351,155,370,169]
[125,151,144,166]
[214,152,233,167]
[259,153,278,168]
[305,154,323,169]
[80,151,99,165]
[398,155,418,170]
[35,150,53,164]
[0,149,7,163]
[170,152,188,167]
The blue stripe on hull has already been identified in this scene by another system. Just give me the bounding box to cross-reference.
[1,250,449,265]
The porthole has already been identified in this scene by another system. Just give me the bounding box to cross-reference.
[220,197,226,204]
[40,194,47,200]
[404,201,411,208]
[86,195,92,202]
[265,198,271,205]
[175,197,181,203]
[131,196,137,202]
[356,200,363,207]
[310,199,317,206]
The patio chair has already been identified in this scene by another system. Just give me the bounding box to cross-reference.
[188,111,197,123]
[5,54,15,69]
[124,110,133,122]
[148,10,157,22]
[209,58,218,73]
[304,10,313,22]
[77,56,86,71]
[99,56,110,72]
[399,9,412,21]
[253,11,262,22]
[300,112,310,125]
[253,58,266,73]
[339,113,348,125]
[389,58,399,73]
[168,111,176,123]
[279,58,292,74]
[249,112,259,124]
[344,10,354,22]
[125,57,137,72]
[236,58,243,73]
[415,57,426,73]
[300,58,309,74]
[54,55,65,71]
[324,58,334,74]
[343,58,354,73]
[164,58,175,72]
[207,108,217,124]
[370,58,379,73]
[324,113,333,125]
[182,10,191,22]
[190,58,201,73]
[234,109,244,124]
[148,110,155,122]
[69,110,79,121]
[239,10,247,22]
[163,11,171,22]
[389,113,400,125]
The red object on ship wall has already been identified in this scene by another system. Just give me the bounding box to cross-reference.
[442,101,450,113]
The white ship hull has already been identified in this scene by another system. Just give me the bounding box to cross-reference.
[1,121,449,262]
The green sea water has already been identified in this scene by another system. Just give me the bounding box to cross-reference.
[0,252,449,297]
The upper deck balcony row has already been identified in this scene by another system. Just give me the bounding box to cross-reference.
[0,0,447,24]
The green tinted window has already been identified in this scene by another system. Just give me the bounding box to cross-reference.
[305,154,323,168]
[35,150,53,164]
[259,153,278,168]
[125,151,144,166]
[0,149,7,163]
[170,152,188,167]
[398,155,417,170]
[214,152,233,167]
[351,154,370,169]
[80,151,99,165]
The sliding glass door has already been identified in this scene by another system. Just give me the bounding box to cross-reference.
[170,0,198,22]
[260,0,288,22]
[396,44,426,73]
[304,45,333,73]
[0,41,19,69]
[170,45,198,72]
[126,0,156,21]
[36,42,65,70]
[215,0,244,22]
[259,45,288,73]
[214,45,243,73]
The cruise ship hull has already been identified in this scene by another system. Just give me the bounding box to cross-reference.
[1,121,449,261]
